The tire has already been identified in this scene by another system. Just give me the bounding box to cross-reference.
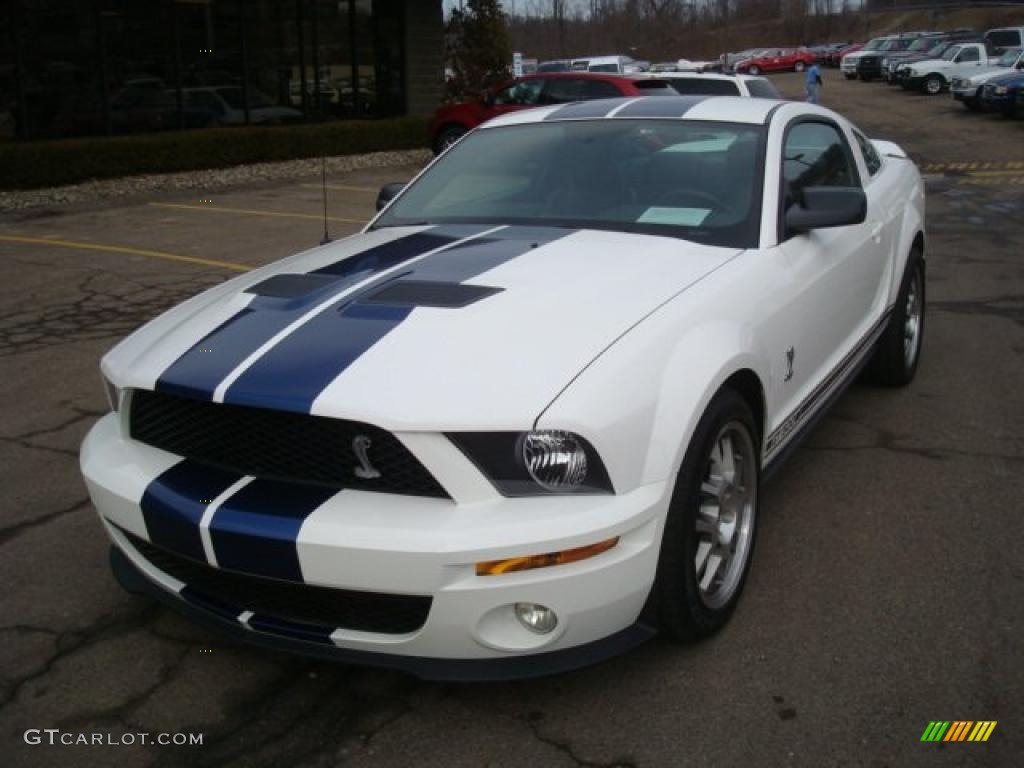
[795,61,806,73]
[432,124,467,155]
[748,65,760,76]
[865,250,925,387]
[653,388,760,643]
[922,75,943,95]
[963,98,980,112]
[844,72,857,80]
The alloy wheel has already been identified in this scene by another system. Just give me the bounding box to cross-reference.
[694,422,757,610]
[903,265,923,369]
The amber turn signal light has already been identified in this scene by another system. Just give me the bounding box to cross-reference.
[475,537,619,576]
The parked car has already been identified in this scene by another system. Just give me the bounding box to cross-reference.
[979,70,1024,116]
[654,72,782,99]
[537,60,571,73]
[570,55,638,73]
[842,36,913,80]
[902,42,1001,94]
[984,26,1024,55]
[828,43,862,68]
[429,73,675,154]
[885,34,981,84]
[82,95,926,679]
[183,86,302,125]
[856,33,936,81]
[950,48,1024,110]
[735,48,816,75]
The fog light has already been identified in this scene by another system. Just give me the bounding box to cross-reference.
[514,603,558,635]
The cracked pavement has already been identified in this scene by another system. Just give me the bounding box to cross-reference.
[1,73,1022,766]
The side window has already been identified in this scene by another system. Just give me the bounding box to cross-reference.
[956,47,979,63]
[493,80,544,106]
[782,121,859,207]
[746,79,781,99]
[542,78,585,104]
[580,79,622,99]
[670,79,739,96]
[853,130,882,176]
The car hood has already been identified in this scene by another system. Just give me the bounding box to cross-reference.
[962,66,1016,83]
[106,225,740,430]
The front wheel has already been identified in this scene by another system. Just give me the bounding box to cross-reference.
[653,388,760,642]
[844,72,857,80]
[748,65,761,76]
[922,75,944,95]
[865,250,925,387]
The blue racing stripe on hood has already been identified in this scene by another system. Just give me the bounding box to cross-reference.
[140,461,244,563]
[154,226,487,401]
[222,226,571,413]
[207,479,336,582]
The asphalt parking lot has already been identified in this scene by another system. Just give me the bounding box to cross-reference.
[1,70,1022,767]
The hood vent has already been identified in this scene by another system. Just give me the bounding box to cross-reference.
[245,273,343,299]
[360,280,503,309]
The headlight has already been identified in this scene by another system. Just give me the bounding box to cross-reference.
[881,58,888,66]
[103,374,121,412]
[449,430,614,496]
[994,86,1008,95]
[521,431,587,491]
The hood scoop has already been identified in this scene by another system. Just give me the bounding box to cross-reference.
[246,273,344,299]
[359,280,503,309]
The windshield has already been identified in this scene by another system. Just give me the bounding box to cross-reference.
[863,38,885,51]
[374,119,765,248]
[997,48,1022,66]
[907,38,935,52]
[877,39,901,52]
[942,46,962,61]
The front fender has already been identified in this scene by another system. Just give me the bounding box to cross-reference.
[536,293,770,495]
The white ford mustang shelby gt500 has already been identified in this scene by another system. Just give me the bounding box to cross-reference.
[81,96,925,680]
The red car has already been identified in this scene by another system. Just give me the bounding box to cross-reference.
[430,73,674,154]
[734,48,817,76]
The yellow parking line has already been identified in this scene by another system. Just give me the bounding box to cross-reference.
[0,234,251,272]
[149,202,365,225]
[299,183,377,193]
[965,169,1024,177]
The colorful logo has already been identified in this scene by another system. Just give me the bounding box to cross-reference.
[921,721,997,742]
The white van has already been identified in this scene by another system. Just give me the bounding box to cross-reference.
[570,55,635,73]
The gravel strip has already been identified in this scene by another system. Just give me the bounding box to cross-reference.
[0,148,433,212]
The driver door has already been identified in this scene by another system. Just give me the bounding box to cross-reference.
[761,119,885,449]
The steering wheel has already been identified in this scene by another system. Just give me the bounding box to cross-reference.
[656,188,726,212]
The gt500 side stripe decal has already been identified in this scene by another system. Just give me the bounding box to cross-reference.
[222,226,571,414]
[155,226,489,401]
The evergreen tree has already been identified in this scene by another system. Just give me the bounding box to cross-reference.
[445,0,513,102]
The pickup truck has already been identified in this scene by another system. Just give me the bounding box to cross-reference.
[950,48,1024,110]
[903,42,1001,94]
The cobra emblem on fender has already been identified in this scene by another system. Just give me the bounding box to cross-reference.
[352,435,382,479]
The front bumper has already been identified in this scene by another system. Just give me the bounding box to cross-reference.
[82,414,667,677]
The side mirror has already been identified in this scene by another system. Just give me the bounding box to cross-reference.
[376,182,406,212]
[785,187,867,233]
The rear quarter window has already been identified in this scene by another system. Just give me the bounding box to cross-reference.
[987,30,1023,50]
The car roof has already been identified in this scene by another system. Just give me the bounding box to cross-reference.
[481,95,782,127]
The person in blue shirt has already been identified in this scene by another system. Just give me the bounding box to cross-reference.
[805,61,823,104]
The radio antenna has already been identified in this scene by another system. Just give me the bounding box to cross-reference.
[320,153,331,245]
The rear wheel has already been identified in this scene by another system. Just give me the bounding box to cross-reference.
[748,65,761,76]
[865,250,925,387]
[923,75,944,95]
[654,388,760,642]
[794,61,806,73]
[844,72,857,80]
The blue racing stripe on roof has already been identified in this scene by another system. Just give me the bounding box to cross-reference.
[613,95,709,118]
[155,226,487,401]
[544,97,633,120]
[140,461,244,563]
[222,226,571,414]
[207,479,336,582]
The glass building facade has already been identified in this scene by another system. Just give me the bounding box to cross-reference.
[1,0,442,140]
